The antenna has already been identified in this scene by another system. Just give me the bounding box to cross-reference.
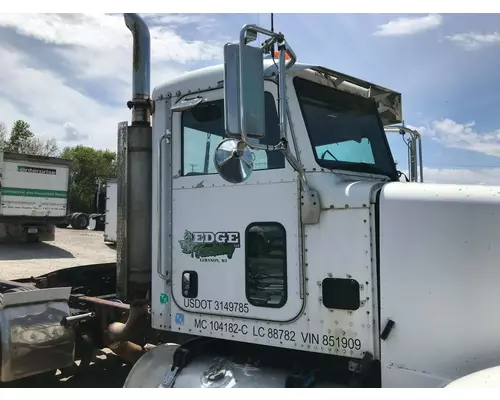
[271,13,274,32]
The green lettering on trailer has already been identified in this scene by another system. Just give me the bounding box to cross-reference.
[0,187,68,199]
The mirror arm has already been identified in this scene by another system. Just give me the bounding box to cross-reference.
[219,24,311,189]
[240,24,281,45]
[261,36,280,54]
[385,125,424,182]
[278,40,287,141]
[237,25,298,152]
[282,42,297,70]
[283,151,309,191]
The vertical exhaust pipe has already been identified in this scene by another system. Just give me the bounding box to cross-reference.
[115,13,152,307]
[124,13,152,125]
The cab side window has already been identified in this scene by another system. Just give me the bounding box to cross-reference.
[245,222,287,308]
[181,92,284,176]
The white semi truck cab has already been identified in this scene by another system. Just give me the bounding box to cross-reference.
[1,13,491,388]
[112,14,500,388]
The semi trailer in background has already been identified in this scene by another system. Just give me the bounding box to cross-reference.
[56,178,117,235]
[0,151,71,243]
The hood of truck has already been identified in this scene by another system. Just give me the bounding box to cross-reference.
[377,181,500,387]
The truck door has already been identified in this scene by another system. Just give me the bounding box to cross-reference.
[170,82,303,323]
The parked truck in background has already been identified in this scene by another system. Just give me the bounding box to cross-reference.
[87,180,108,232]
[0,151,71,243]
[57,178,117,233]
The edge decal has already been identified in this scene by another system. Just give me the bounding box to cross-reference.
[179,230,240,262]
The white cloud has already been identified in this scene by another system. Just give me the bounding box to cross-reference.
[446,31,500,51]
[398,122,500,185]
[397,165,500,186]
[144,13,218,29]
[373,14,443,37]
[422,166,500,186]
[409,119,500,158]
[63,122,88,142]
[0,13,225,151]
[0,13,222,65]
[0,46,128,151]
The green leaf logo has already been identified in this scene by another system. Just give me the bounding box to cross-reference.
[179,230,195,254]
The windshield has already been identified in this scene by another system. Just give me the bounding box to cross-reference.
[293,76,398,180]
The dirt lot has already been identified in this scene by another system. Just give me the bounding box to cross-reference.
[0,228,128,388]
[2,349,133,388]
[0,228,116,280]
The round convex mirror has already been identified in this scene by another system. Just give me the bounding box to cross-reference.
[213,138,254,184]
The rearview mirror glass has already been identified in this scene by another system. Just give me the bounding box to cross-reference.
[213,138,254,183]
[224,43,266,139]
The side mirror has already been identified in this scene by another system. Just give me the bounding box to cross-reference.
[224,43,266,140]
[213,138,254,184]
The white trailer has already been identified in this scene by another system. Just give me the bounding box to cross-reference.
[104,178,117,243]
[0,151,71,243]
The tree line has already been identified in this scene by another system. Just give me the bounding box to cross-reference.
[0,120,117,214]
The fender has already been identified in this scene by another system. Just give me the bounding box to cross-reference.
[445,366,500,388]
[123,339,353,388]
[124,341,288,388]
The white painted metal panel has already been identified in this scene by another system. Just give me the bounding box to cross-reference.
[171,179,302,322]
[445,366,500,387]
[1,157,69,218]
[379,182,500,387]
[168,171,378,358]
[150,68,386,358]
[302,206,377,360]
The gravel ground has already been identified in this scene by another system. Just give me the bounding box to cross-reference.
[0,228,129,388]
[0,228,116,280]
[2,349,133,388]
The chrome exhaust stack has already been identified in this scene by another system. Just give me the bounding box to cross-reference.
[124,13,152,125]
[115,13,153,305]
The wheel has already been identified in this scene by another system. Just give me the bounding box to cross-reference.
[69,213,78,226]
[71,213,89,230]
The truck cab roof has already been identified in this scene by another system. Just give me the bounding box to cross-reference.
[152,59,403,126]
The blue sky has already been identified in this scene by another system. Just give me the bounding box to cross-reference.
[1,13,500,184]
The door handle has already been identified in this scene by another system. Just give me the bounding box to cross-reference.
[182,271,198,298]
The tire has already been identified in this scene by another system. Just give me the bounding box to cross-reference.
[71,213,89,230]
[69,213,78,226]
[69,213,79,228]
